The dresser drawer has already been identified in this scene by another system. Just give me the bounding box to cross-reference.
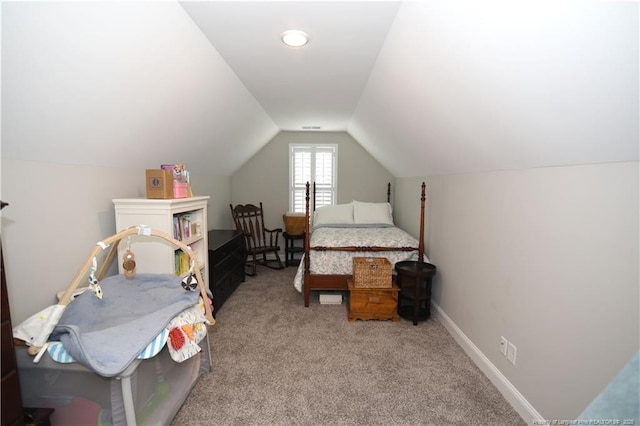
[211,241,241,266]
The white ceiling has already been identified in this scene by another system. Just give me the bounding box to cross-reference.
[350,1,639,176]
[180,1,401,132]
[180,0,638,177]
[2,1,637,178]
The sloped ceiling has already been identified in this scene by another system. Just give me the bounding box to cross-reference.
[349,1,639,176]
[2,1,638,177]
[181,0,638,177]
[2,1,279,176]
[180,1,401,132]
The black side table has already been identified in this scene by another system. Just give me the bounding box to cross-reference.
[283,232,305,266]
[395,261,437,325]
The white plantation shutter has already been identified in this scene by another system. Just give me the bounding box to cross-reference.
[292,149,311,212]
[290,144,337,213]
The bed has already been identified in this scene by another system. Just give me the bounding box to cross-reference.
[294,182,427,306]
[13,226,214,426]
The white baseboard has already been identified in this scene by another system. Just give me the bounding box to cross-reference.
[431,302,545,425]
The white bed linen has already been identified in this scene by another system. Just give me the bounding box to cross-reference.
[293,226,427,292]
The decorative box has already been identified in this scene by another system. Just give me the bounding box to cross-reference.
[145,169,174,199]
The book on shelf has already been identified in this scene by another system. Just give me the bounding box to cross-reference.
[174,250,190,276]
[173,213,201,242]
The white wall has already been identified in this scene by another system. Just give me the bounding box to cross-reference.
[0,160,232,325]
[231,131,394,233]
[395,161,639,421]
[192,173,234,230]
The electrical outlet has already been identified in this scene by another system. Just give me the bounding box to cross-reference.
[500,336,508,356]
[507,342,517,365]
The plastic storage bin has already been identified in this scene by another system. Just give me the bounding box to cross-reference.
[16,334,211,426]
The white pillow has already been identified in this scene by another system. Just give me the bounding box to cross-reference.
[352,201,394,225]
[313,203,354,226]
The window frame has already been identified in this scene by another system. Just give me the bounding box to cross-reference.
[289,143,338,213]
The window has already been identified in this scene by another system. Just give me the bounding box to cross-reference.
[289,144,337,213]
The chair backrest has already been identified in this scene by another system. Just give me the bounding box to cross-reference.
[230,203,268,249]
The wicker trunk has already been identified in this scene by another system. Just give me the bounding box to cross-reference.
[347,280,399,322]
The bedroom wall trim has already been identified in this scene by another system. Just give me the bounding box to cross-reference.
[432,302,544,424]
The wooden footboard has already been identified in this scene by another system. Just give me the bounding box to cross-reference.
[302,182,426,307]
[303,274,350,307]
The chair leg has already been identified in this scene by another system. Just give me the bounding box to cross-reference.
[274,251,284,269]
[262,251,284,270]
[246,253,257,276]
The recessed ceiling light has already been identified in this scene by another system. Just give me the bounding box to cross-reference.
[281,30,309,48]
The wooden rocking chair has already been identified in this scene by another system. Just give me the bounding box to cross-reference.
[230,203,285,276]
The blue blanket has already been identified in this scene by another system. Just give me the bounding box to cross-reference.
[50,273,199,377]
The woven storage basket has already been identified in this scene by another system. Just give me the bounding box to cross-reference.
[353,257,392,288]
[282,213,306,235]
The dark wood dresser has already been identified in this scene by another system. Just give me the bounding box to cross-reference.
[1,201,24,426]
[208,230,246,316]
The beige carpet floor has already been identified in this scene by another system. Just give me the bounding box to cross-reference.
[172,265,525,425]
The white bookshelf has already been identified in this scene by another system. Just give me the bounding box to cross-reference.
[112,196,210,283]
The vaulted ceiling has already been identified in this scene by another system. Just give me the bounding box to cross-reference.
[180,1,402,132]
[2,1,638,178]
